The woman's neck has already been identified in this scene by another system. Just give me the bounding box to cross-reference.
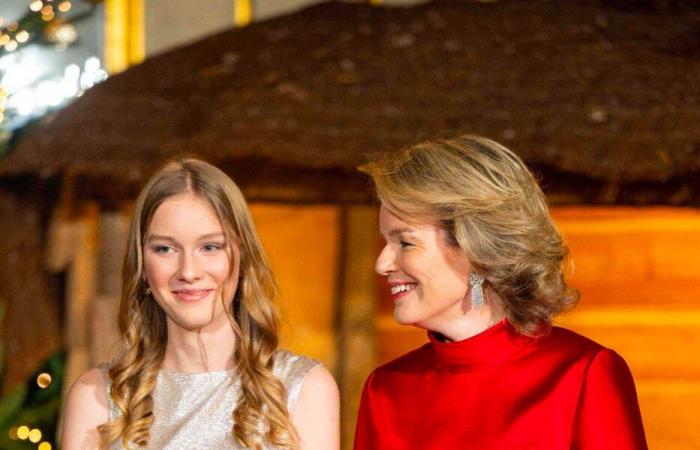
[161,315,237,373]
[429,289,506,342]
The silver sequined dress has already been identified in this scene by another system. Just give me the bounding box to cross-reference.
[99,350,320,449]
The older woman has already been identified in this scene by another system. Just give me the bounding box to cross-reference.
[354,136,647,450]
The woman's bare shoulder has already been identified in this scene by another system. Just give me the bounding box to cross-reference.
[293,365,340,450]
[61,368,110,450]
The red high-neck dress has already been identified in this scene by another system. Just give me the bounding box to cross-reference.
[354,320,647,450]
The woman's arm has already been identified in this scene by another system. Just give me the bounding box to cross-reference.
[574,349,648,450]
[292,365,340,450]
[61,368,109,450]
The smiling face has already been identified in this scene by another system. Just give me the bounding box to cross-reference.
[376,204,473,332]
[143,192,240,332]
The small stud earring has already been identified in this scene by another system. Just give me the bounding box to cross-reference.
[145,286,152,296]
[469,273,485,310]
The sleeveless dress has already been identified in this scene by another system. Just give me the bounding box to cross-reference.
[99,349,320,449]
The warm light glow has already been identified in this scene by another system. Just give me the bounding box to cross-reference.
[30,0,43,12]
[42,11,55,21]
[4,40,17,52]
[0,35,9,45]
[234,0,252,27]
[41,5,53,15]
[37,372,52,388]
[58,1,71,12]
[38,443,52,450]
[29,429,42,443]
[8,427,18,440]
[16,426,30,440]
[8,22,18,32]
[16,30,29,43]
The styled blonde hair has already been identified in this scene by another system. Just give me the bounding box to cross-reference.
[360,135,579,336]
[98,159,296,448]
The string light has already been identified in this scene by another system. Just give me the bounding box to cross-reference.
[5,40,17,52]
[30,1,43,12]
[37,372,52,388]
[16,30,29,43]
[8,426,18,440]
[29,429,42,443]
[16,425,30,440]
[38,442,53,450]
[58,1,72,13]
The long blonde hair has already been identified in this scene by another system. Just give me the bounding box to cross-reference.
[360,135,579,336]
[98,159,297,448]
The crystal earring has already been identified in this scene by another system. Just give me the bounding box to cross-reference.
[469,273,485,310]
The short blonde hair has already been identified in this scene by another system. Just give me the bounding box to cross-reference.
[360,135,579,336]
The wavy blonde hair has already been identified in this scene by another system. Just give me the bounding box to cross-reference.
[98,159,297,449]
[360,135,579,336]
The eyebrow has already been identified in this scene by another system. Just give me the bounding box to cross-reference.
[146,233,226,243]
[384,228,418,239]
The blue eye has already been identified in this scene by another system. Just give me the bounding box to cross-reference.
[202,243,223,252]
[154,245,173,254]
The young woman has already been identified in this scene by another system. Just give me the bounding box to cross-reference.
[354,135,647,450]
[61,159,339,449]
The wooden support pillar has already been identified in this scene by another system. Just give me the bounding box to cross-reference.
[337,205,378,450]
[88,209,129,366]
[48,201,100,393]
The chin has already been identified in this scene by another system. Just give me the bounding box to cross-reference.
[393,307,419,327]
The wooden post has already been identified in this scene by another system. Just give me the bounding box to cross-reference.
[337,205,378,450]
[48,201,100,393]
[88,209,129,366]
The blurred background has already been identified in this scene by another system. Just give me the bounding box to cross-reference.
[0,0,698,448]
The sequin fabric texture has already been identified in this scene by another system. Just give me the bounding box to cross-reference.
[100,350,319,449]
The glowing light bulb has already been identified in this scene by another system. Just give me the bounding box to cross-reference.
[84,56,100,72]
[39,443,53,450]
[4,40,17,52]
[41,5,53,15]
[42,11,55,21]
[58,1,71,12]
[16,31,29,43]
[37,372,52,388]
[16,426,29,440]
[8,427,18,440]
[29,429,42,443]
[30,1,43,12]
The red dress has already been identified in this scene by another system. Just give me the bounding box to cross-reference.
[354,320,647,450]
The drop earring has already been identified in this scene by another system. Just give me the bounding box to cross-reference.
[469,273,485,310]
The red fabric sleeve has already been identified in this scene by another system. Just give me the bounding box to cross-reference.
[574,348,648,450]
[353,371,378,450]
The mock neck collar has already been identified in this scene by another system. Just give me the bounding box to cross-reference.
[428,319,532,371]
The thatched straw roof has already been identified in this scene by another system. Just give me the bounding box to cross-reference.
[2,0,699,204]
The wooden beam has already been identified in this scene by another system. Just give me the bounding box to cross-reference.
[336,205,378,450]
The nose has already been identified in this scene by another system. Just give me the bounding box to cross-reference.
[178,250,203,282]
[375,244,395,276]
